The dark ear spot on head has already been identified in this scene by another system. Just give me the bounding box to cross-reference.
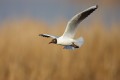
[53,39,57,44]
[49,39,57,44]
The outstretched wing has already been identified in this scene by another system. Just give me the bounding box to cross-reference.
[39,34,58,39]
[62,5,98,38]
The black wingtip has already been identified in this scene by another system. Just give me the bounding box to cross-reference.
[39,34,50,38]
[96,5,98,9]
[39,34,42,36]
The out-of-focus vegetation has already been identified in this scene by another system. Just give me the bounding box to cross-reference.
[0,19,120,80]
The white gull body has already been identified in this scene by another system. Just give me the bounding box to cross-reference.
[39,5,98,50]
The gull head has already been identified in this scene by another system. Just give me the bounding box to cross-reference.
[49,39,57,44]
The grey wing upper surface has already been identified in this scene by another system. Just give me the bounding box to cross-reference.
[39,34,58,39]
[62,5,98,38]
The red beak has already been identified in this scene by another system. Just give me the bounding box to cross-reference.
[49,41,52,44]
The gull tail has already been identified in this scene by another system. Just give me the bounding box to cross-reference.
[75,37,84,47]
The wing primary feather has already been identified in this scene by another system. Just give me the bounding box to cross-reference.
[39,34,58,38]
[62,5,98,38]
[78,5,98,23]
[39,34,50,38]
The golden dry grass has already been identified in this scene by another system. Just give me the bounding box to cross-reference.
[0,19,120,80]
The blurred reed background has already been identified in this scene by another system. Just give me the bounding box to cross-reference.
[0,0,120,80]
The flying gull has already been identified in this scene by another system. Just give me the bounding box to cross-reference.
[39,5,98,50]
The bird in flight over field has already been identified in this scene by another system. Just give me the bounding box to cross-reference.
[39,5,98,50]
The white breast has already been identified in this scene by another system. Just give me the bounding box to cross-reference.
[57,36,75,45]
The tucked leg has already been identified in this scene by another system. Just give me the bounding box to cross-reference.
[71,43,79,48]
